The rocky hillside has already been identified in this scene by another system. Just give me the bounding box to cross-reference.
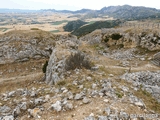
[98,5,160,20]
[0,28,160,120]
[80,28,160,51]
[0,30,56,64]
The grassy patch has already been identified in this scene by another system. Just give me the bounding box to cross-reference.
[66,83,81,94]
[0,27,9,32]
[88,21,96,25]
[50,30,60,33]
[30,28,39,30]
[115,91,124,98]
[57,80,67,86]
[52,20,68,25]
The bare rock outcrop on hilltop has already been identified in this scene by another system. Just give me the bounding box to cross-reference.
[45,35,80,85]
[0,30,56,64]
[80,28,160,51]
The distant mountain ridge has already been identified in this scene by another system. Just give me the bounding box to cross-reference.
[0,8,39,13]
[0,5,160,20]
[97,5,160,20]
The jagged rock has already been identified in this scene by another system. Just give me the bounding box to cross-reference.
[103,99,109,103]
[8,91,16,97]
[13,106,21,117]
[99,92,104,97]
[90,90,98,97]
[45,95,50,101]
[134,101,145,108]
[34,98,44,105]
[84,113,95,119]
[121,86,129,92]
[61,87,68,93]
[1,115,14,120]
[30,91,37,97]
[64,103,73,110]
[66,91,74,100]
[61,98,68,106]
[15,89,24,96]
[20,102,27,110]
[45,35,79,85]
[82,97,91,104]
[140,58,145,61]
[0,31,55,64]
[74,94,83,100]
[91,66,99,71]
[74,92,85,100]
[109,74,114,77]
[104,107,110,116]
[0,106,11,113]
[84,116,95,120]
[92,84,97,89]
[152,86,160,94]
[78,85,84,89]
[45,49,64,85]
[86,77,92,81]
[98,116,108,120]
[122,71,160,102]
[119,111,129,119]
[51,101,62,112]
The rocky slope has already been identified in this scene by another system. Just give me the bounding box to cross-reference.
[80,28,160,51]
[0,28,160,120]
[0,30,56,64]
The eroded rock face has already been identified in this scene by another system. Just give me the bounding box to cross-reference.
[80,28,160,51]
[45,35,80,85]
[0,30,56,64]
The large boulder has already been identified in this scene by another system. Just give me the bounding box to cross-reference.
[45,35,79,85]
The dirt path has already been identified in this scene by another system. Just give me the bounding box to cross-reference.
[106,63,160,71]
[0,72,43,84]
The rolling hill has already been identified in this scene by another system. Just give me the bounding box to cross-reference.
[1,5,160,20]
[70,20,122,37]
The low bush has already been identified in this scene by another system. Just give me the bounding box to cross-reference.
[65,51,92,71]
[31,28,39,30]
[111,33,123,40]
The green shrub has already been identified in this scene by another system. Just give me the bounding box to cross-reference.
[111,33,123,40]
[103,36,110,43]
[57,80,66,86]
[116,92,124,98]
[30,28,39,30]
[65,51,92,71]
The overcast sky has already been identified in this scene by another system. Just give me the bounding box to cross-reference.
[0,0,160,10]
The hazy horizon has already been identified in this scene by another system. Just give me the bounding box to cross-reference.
[0,0,160,11]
